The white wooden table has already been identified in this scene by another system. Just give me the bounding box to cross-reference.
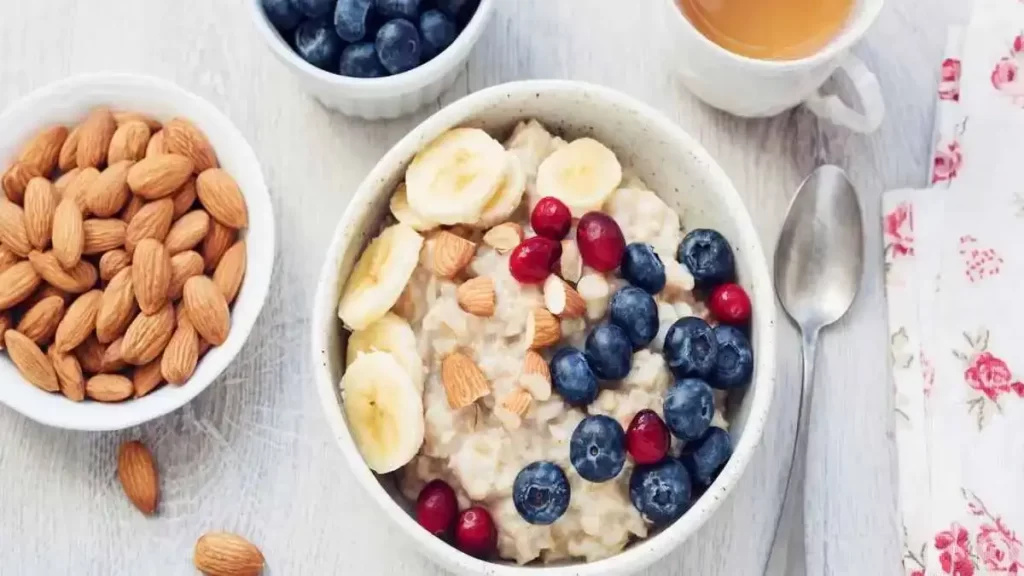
[0,0,967,574]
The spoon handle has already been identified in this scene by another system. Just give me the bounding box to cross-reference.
[763,329,819,576]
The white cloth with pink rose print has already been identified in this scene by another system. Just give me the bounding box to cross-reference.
[884,2,1024,575]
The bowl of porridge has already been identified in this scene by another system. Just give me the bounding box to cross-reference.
[311,80,775,575]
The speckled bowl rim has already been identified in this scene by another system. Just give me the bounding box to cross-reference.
[311,80,776,575]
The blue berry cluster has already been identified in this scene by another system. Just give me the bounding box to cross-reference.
[262,0,476,77]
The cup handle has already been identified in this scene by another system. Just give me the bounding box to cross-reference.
[804,54,885,133]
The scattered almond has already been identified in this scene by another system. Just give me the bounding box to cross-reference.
[5,329,58,391]
[23,178,56,250]
[0,311,8,347]
[132,359,164,398]
[75,108,117,169]
[58,125,80,172]
[85,373,133,402]
[577,272,611,321]
[117,440,159,514]
[54,167,82,197]
[543,275,586,318]
[120,195,144,224]
[101,338,128,373]
[202,220,235,272]
[23,284,69,309]
[16,295,64,345]
[560,240,583,283]
[113,111,162,132]
[51,198,85,269]
[431,231,476,278]
[440,352,491,410]
[121,304,175,365]
[53,289,102,353]
[28,251,97,293]
[391,284,418,322]
[169,250,204,300]
[2,162,42,204]
[107,121,151,164]
[521,350,553,401]
[161,319,198,385]
[96,266,137,344]
[456,277,495,317]
[132,238,171,314]
[164,209,210,255]
[127,154,194,200]
[212,241,246,305]
[482,222,523,252]
[0,200,32,256]
[75,335,106,374]
[171,178,197,219]
[145,130,165,158]
[193,532,264,576]
[83,218,127,254]
[124,198,173,253]
[49,348,84,401]
[525,308,561,349]
[85,160,133,217]
[183,275,230,345]
[99,249,131,282]
[0,244,19,274]
[502,387,533,417]
[0,261,42,310]
[18,125,68,176]
[164,118,218,173]
[63,166,99,211]
[196,169,247,228]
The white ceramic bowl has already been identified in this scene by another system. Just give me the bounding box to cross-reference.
[249,0,495,120]
[312,80,776,575]
[0,73,275,432]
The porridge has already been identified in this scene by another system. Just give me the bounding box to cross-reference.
[336,120,754,564]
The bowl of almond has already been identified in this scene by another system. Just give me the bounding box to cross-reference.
[0,73,274,431]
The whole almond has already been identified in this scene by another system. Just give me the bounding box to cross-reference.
[145,130,165,158]
[49,348,85,401]
[18,125,68,175]
[28,251,97,293]
[132,359,164,398]
[113,112,162,132]
[51,198,85,269]
[96,266,137,344]
[165,209,210,255]
[211,239,245,305]
[82,218,126,254]
[169,250,204,300]
[99,249,131,282]
[16,295,65,345]
[171,178,197,218]
[108,121,151,164]
[430,231,475,279]
[23,284,69,309]
[127,155,193,199]
[54,167,82,197]
[53,289,102,353]
[164,118,218,173]
[132,238,171,314]
[85,373,133,402]
[183,275,230,345]
[0,261,41,310]
[456,276,495,317]
[121,304,175,365]
[5,329,58,392]
[117,440,159,514]
[194,532,264,576]
[120,195,145,224]
[124,198,173,253]
[75,108,117,168]
[441,352,492,409]
[2,162,42,204]
[0,244,19,274]
[24,178,57,250]
[162,320,198,384]
[85,160,132,217]
[202,220,235,272]
[196,169,247,229]
[0,312,8,348]
[0,200,32,256]
[64,166,99,211]
[75,335,106,374]
[58,125,80,172]
[101,337,128,372]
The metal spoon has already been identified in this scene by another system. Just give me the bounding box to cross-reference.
[764,165,864,575]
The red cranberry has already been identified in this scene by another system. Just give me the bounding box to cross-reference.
[415,480,459,539]
[576,212,625,272]
[454,506,497,558]
[626,409,671,465]
[709,283,752,324]
[509,236,561,284]
[531,197,573,240]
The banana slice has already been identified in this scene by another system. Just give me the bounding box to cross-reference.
[390,183,439,232]
[405,128,507,225]
[338,223,424,330]
[347,313,425,393]
[536,137,623,217]
[341,351,425,474]
[474,153,527,228]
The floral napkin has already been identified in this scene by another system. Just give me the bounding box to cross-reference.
[883,1,1024,574]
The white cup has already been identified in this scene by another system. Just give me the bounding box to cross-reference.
[663,0,885,133]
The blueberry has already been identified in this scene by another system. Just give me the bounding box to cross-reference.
[621,243,666,294]
[585,324,633,381]
[663,377,714,441]
[294,17,345,71]
[712,325,753,389]
[376,0,421,19]
[551,348,599,406]
[418,9,457,59]
[338,42,388,77]
[570,415,626,483]
[334,0,374,42]
[291,0,335,18]
[680,427,732,488]
[263,0,303,31]
[513,461,571,525]
[677,229,735,289]
[436,0,473,18]
[609,286,658,349]
[375,19,422,74]
[629,459,692,526]
[662,317,718,379]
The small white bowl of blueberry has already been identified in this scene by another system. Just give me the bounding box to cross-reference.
[251,0,494,119]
